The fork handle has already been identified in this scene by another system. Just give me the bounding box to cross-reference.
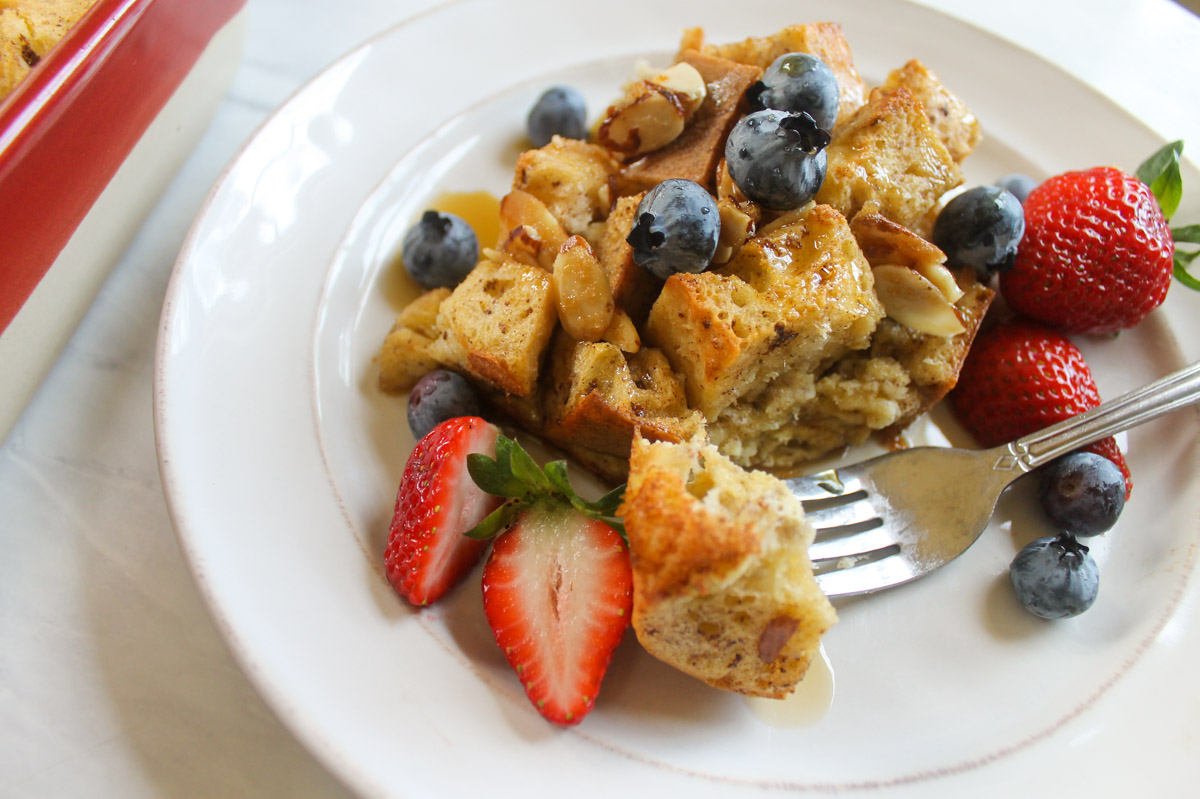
[993,359,1200,473]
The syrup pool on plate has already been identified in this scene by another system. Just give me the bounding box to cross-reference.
[742,644,835,728]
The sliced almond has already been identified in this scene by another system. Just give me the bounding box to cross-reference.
[501,224,545,268]
[851,210,963,304]
[647,62,707,119]
[915,260,964,304]
[713,199,755,264]
[499,189,569,268]
[597,82,686,157]
[872,264,966,337]
[552,236,615,341]
[600,308,641,353]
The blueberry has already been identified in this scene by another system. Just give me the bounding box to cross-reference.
[724,109,829,210]
[1010,534,1099,619]
[994,173,1038,204]
[931,185,1025,278]
[626,178,720,280]
[401,211,479,290]
[750,52,840,132]
[526,86,587,147]
[407,370,482,440]
[1037,452,1125,537]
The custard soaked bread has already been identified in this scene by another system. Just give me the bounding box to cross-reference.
[622,436,836,697]
[1,0,96,100]
[379,21,991,481]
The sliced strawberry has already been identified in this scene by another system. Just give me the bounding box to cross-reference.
[482,502,632,726]
[385,417,503,606]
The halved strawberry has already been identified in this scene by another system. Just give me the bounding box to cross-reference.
[482,502,632,726]
[463,434,631,725]
[384,417,503,606]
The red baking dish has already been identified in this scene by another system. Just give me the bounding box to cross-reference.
[0,0,246,441]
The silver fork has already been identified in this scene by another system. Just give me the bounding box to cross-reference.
[788,360,1200,598]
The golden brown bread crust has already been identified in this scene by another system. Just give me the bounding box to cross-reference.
[429,256,558,396]
[881,59,981,164]
[817,87,963,230]
[623,437,836,697]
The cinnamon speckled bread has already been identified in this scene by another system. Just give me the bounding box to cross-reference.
[622,436,836,698]
[1,0,95,99]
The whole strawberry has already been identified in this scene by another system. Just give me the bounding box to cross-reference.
[384,417,503,606]
[1000,166,1174,335]
[466,436,630,725]
[951,319,1132,497]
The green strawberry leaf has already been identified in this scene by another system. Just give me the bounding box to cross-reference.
[507,438,552,493]
[465,500,525,540]
[1137,140,1184,220]
[466,451,526,498]
[1175,249,1200,291]
[1173,224,1200,244]
[573,483,625,518]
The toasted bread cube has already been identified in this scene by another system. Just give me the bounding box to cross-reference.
[513,136,619,235]
[647,204,882,420]
[693,22,867,128]
[816,87,962,231]
[429,257,557,396]
[623,436,836,698]
[378,288,452,393]
[620,51,762,191]
[881,60,981,163]
[543,336,703,459]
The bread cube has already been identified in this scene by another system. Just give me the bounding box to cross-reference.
[881,59,981,163]
[816,87,962,230]
[429,256,557,396]
[378,288,451,393]
[512,136,619,235]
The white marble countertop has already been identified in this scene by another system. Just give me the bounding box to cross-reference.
[2,0,1199,796]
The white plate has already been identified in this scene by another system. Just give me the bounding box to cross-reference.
[155,1,1200,796]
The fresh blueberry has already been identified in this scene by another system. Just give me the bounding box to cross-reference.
[1010,534,1099,619]
[407,370,482,440]
[526,86,587,147]
[1037,452,1125,537]
[401,211,479,290]
[994,173,1038,204]
[724,109,829,210]
[750,52,840,132]
[931,185,1025,278]
[626,178,720,280]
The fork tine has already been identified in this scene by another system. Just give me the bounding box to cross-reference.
[809,525,898,562]
[815,552,922,598]
[785,473,867,504]
[805,493,881,532]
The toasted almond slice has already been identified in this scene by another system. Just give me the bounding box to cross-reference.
[713,199,756,264]
[553,236,615,341]
[499,189,569,268]
[501,224,545,268]
[648,62,707,119]
[872,264,966,336]
[601,308,641,353]
[597,82,686,157]
[915,260,964,304]
[851,210,964,304]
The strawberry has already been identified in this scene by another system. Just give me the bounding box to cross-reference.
[1000,165,1174,335]
[384,417,503,606]
[951,319,1132,497]
[466,435,630,725]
